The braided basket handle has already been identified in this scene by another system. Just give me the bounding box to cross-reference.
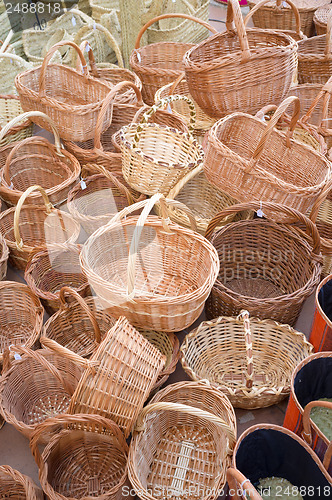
[14,185,53,250]
[246,96,301,172]
[39,41,89,97]
[134,13,217,49]
[134,401,236,449]
[40,336,99,371]
[94,81,143,150]
[82,164,134,205]
[237,311,254,390]
[244,0,304,38]
[227,468,263,500]
[226,0,250,62]
[29,412,128,469]
[59,286,101,344]
[302,400,332,445]
[73,22,124,68]
[301,76,332,130]
[205,201,321,256]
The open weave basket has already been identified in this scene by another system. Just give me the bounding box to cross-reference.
[314,4,332,35]
[30,413,130,500]
[130,12,217,105]
[203,96,331,216]
[80,194,219,331]
[0,465,43,499]
[180,311,313,409]
[0,95,33,148]
[184,0,297,119]
[205,201,323,327]
[128,380,237,500]
[24,244,91,315]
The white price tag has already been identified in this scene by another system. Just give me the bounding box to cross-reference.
[80,179,87,190]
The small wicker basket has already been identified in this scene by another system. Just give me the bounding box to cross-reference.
[314,3,332,36]
[180,311,313,409]
[0,465,43,499]
[0,95,33,147]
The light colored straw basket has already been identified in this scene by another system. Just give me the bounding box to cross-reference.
[0,110,34,161]
[90,0,120,22]
[0,185,80,270]
[0,96,33,147]
[184,0,297,119]
[0,52,32,95]
[0,465,43,499]
[0,281,43,366]
[80,194,219,331]
[30,413,130,500]
[0,112,80,207]
[24,244,91,315]
[205,201,323,327]
[15,40,113,142]
[297,17,332,85]
[0,233,8,280]
[180,311,313,409]
[41,287,116,358]
[314,3,332,35]
[72,21,123,66]
[120,95,204,196]
[203,96,332,217]
[128,380,237,500]
[247,0,323,37]
[42,316,165,438]
[0,346,82,440]
[130,12,217,105]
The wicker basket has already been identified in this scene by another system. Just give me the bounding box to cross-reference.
[184,0,297,119]
[180,311,313,409]
[80,194,219,331]
[130,13,217,105]
[120,95,203,196]
[297,18,332,85]
[0,465,43,499]
[15,40,113,142]
[0,95,33,147]
[203,96,332,216]
[205,201,322,327]
[42,287,117,358]
[0,110,34,165]
[24,244,91,315]
[30,413,130,500]
[42,316,165,438]
[0,113,81,208]
[0,233,8,280]
[314,3,332,36]
[0,185,80,270]
[247,0,324,37]
[90,0,120,22]
[0,281,43,366]
[0,52,32,95]
[128,380,237,500]
[0,346,82,440]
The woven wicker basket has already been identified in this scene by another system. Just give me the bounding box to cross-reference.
[297,18,332,85]
[184,0,297,119]
[42,287,116,358]
[0,110,34,165]
[205,201,322,327]
[0,185,80,270]
[314,3,332,36]
[0,346,82,440]
[0,113,80,208]
[90,0,120,22]
[247,0,324,37]
[30,413,130,500]
[0,281,43,366]
[80,194,219,331]
[120,95,203,196]
[24,244,91,315]
[42,316,165,438]
[0,465,43,499]
[0,96,33,147]
[0,52,32,95]
[180,311,313,409]
[128,380,237,500]
[15,40,113,142]
[130,13,217,105]
[203,96,331,216]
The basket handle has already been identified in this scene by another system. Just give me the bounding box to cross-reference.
[39,41,89,97]
[134,401,236,449]
[14,185,53,250]
[154,72,187,105]
[254,104,278,121]
[226,468,263,500]
[308,177,332,223]
[108,193,197,298]
[301,76,332,130]
[0,111,55,144]
[82,163,134,205]
[59,286,101,344]
[302,399,332,446]
[40,336,100,371]
[237,311,254,390]
[205,201,321,257]
[0,52,31,66]
[246,96,301,172]
[134,13,217,49]
[244,0,304,38]
[94,82,143,151]
[225,0,250,62]
[167,164,203,199]
[29,412,128,469]
[76,40,99,76]
[74,22,124,69]
[325,15,332,58]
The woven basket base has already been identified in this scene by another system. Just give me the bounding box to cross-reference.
[226,278,283,299]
